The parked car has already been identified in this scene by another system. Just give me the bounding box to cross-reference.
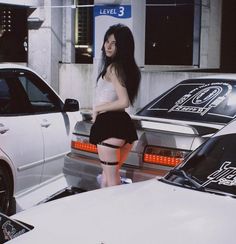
[0,64,81,215]
[64,74,236,190]
[4,118,236,244]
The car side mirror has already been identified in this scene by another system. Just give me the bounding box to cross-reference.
[63,99,79,112]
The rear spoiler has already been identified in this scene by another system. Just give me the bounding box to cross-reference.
[131,115,223,136]
[79,111,223,136]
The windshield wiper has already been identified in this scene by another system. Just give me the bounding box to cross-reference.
[197,187,236,198]
[168,169,204,190]
[164,169,236,198]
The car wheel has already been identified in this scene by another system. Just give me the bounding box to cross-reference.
[0,166,14,215]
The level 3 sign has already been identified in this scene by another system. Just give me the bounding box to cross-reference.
[94,5,131,18]
[94,5,132,58]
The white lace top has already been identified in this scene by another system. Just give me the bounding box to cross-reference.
[94,77,118,107]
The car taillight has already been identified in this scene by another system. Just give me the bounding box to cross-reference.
[143,146,189,167]
[71,134,98,153]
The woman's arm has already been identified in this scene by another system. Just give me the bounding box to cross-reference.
[94,66,129,114]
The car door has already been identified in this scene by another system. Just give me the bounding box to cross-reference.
[0,71,44,193]
[18,71,75,182]
[34,112,74,181]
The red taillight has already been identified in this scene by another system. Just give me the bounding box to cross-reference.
[143,146,189,167]
[71,141,98,153]
[144,154,182,166]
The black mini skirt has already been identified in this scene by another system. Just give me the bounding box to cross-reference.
[89,111,138,145]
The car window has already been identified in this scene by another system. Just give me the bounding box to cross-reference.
[0,74,32,115]
[18,71,63,114]
[0,69,63,115]
[181,133,236,196]
[137,79,236,124]
[0,212,33,243]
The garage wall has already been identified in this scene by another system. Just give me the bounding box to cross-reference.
[59,64,94,110]
[59,63,221,114]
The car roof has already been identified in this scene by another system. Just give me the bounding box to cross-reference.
[0,63,33,72]
[193,73,236,80]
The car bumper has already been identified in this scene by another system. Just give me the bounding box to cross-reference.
[63,152,167,190]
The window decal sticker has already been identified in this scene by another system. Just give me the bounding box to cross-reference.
[138,80,236,124]
[168,83,232,116]
[202,161,236,187]
[0,213,33,243]
[146,81,236,120]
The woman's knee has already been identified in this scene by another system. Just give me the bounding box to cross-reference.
[119,143,132,164]
[101,172,107,188]
[102,165,120,186]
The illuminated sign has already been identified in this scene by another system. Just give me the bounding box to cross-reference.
[94,5,132,58]
[94,5,131,18]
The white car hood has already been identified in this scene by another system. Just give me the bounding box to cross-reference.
[9,179,236,244]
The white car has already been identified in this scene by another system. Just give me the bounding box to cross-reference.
[3,117,236,243]
[0,64,81,215]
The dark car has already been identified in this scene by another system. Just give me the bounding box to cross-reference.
[64,74,236,190]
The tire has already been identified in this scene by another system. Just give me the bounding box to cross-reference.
[0,166,14,215]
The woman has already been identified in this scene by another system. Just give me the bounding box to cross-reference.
[90,24,141,187]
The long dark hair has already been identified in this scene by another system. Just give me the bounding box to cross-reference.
[97,24,141,106]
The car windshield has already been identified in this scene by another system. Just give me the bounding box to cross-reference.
[164,133,236,197]
[0,212,33,243]
[137,78,236,124]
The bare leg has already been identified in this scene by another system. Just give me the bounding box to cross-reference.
[97,138,125,187]
[100,170,107,188]
[118,143,133,168]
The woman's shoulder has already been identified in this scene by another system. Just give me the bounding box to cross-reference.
[107,63,126,86]
[105,64,116,79]
[108,62,124,76]
[107,63,116,73]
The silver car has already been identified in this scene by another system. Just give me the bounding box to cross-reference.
[64,74,236,190]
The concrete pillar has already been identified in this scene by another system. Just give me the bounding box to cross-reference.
[28,0,63,92]
[200,0,222,69]
[131,0,145,68]
[62,0,75,63]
